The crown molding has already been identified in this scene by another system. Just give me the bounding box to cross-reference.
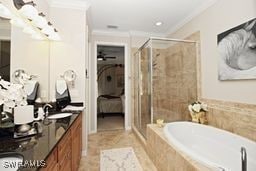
[92,29,166,38]
[92,30,130,38]
[48,0,90,11]
[129,30,165,38]
[166,0,218,36]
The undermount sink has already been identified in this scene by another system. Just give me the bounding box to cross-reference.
[47,113,72,120]
[0,152,23,171]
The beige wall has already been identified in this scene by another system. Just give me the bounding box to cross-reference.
[49,7,87,103]
[8,0,50,101]
[168,0,256,104]
[48,7,88,151]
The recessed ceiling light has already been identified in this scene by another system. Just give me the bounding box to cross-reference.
[155,22,163,26]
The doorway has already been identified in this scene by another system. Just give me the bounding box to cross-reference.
[96,44,126,131]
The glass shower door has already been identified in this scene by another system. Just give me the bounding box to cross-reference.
[138,44,152,137]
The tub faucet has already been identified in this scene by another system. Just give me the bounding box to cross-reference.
[241,147,247,171]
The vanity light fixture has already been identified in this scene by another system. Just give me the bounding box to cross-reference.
[10,17,26,28]
[8,0,61,41]
[41,23,55,35]
[19,3,38,20]
[0,2,12,19]
[31,32,45,40]
[155,21,163,26]
[47,31,61,41]
[32,13,48,29]
[23,26,36,35]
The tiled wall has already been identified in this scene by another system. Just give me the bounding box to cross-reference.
[202,99,256,142]
[152,37,198,122]
[146,125,211,171]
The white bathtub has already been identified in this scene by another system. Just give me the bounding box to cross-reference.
[163,122,256,171]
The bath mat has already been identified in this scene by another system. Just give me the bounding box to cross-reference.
[100,147,143,171]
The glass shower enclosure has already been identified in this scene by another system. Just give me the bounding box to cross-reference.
[134,37,198,138]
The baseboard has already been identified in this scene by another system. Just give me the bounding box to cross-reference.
[89,129,97,134]
[125,126,132,131]
[82,150,87,156]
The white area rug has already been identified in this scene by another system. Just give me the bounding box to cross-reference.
[100,147,143,171]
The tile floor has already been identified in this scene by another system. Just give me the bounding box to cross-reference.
[97,116,124,131]
[78,130,157,171]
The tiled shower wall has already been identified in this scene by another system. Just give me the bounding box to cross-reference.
[131,33,199,132]
[152,37,198,122]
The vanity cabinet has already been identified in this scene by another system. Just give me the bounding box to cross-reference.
[42,114,82,171]
[43,148,58,171]
[72,114,82,171]
[58,130,72,171]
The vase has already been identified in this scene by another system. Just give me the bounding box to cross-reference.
[191,112,200,123]
[190,111,207,124]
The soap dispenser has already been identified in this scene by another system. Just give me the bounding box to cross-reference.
[35,107,45,121]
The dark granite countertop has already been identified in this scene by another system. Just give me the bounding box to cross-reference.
[0,112,81,171]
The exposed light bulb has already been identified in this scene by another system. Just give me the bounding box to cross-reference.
[48,32,61,41]
[31,33,45,40]
[0,3,12,19]
[42,25,55,35]
[33,15,47,28]
[10,17,26,28]
[19,4,38,20]
[23,26,36,35]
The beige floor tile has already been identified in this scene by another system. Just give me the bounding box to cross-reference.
[78,130,156,171]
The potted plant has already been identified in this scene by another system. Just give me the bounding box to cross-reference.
[188,101,208,124]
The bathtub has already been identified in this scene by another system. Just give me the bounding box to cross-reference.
[163,122,256,171]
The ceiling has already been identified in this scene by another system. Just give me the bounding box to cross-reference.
[48,0,216,36]
[86,0,216,36]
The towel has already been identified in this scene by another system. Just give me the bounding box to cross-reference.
[24,80,39,104]
[56,79,71,109]
[56,79,67,95]
[61,105,84,112]
[24,80,37,96]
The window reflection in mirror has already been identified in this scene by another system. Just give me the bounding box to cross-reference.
[0,17,11,81]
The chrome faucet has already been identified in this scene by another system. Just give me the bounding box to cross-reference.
[241,147,247,171]
[43,104,53,117]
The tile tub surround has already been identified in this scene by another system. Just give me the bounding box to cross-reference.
[146,124,211,171]
[201,98,256,142]
[78,130,156,171]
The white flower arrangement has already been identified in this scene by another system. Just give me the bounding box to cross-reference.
[188,101,208,114]
[0,76,27,109]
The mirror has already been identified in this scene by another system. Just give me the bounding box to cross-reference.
[0,2,50,102]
